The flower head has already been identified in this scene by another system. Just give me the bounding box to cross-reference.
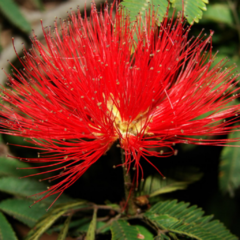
[1,3,240,205]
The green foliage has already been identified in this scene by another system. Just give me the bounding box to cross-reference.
[141,168,202,197]
[143,200,237,240]
[49,218,88,234]
[71,219,110,235]
[121,0,209,24]
[26,209,66,240]
[0,212,18,240]
[147,177,191,197]
[57,214,72,240]
[0,1,239,239]
[86,209,97,240]
[25,201,87,240]
[202,3,233,26]
[135,225,154,239]
[0,157,38,177]
[170,0,208,23]
[111,220,140,240]
[121,0,168,23]
[0,199,46,228]
[0,176,73,204]
[219,130,240,196]
[0,0,31,33]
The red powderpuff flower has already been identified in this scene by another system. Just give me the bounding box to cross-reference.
[1,3,240,205]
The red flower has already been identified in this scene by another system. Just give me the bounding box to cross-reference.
[1,3,240,205]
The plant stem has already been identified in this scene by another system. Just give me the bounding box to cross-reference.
[121,149,136,215]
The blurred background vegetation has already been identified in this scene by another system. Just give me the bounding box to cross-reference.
[0,0,240,239]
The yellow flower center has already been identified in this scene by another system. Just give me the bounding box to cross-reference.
[106,95,152,138]
[90,94,153,140]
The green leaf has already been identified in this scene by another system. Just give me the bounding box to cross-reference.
[0,212,18,240]
[202,4,233,25]
[136,225,154,239]
[71,219,110,235]
[96,222,111,233]
[141,168,202,197]
[0,0,31,33]
[0,199,46,228]
[57,215,72,240]
[86,208,97,240]
[0,157,38,178]
[143,175,190,197]
[170,0,208,24]
[49,218,88,234]
[144,200,237,240]
[25,201,87,240]
[219,131,240,196]
[149,180,189,197]
[111,220,139,240]
[121,0,168,23]
[0,176,73,204]
[26,209,66,240]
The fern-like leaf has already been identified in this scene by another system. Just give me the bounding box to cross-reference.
[25,201,87,240]
[121,0,168,23]
[111,220,140,240]
[170,0,208,23]
[144,200,237,240]
[121,0,208,24]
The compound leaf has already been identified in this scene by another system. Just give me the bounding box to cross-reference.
[121,0,168,23]
[170,0,208,24]
[144,200,237,240]
[135,225,154,239]
[0,212,18,240]
[111,220,139,240]
[26,209,66,240]
[121,0,208,24]
[25,201,87,240]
